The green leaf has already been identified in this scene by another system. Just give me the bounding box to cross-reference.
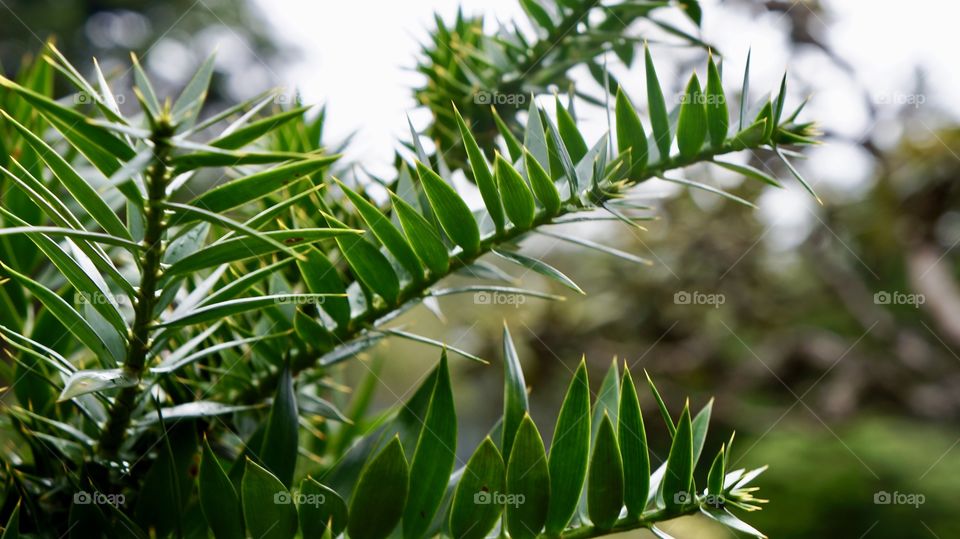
[592,359,620,434]
[299,477,348,539]
[491,107,523,162]
[692,398,714,465]
[0,76,135,161]
[158,294,339,328]
[58,368,137,401]
[348,436,410,539]
[555,97,588,163]
[2,263,115,366]
[658,175,756,208]
[492,249,583,294]
[137,401,261,423]
[739,48,752,131]
[711,160,782,188]
[390,193,451,277]
[131,53,160,117]
[677,73,707,159]
[644,370,676,436]
[0,208,126,337]
[543,113,580,197]
[776,147,822,205]
[619,366,649,518]
[170,148,313,170]
[1,501,19,539]
[755,101,775,142]
[644,45,672,160]
[707,445,725,497]
[211,106,310,149]
[700,507,766,538]
[706,54,729,148]
[682,0,703,25]
[519,0,555,31]
[415,161,480,256]
[336,232,401,305]
[545,359,591,534]
[297,249,351,330]
[506,415,549,539]
[494,154,536,229]
[449,437,505,539]
[241,459,298,539]
[537,231,653,266]
[381,329,486,364]
[0,226,140,251]
[772,72,788,128]
[338,179,424,282]
[455,104,504,232]
[172,53,216,124]
[165,228,357,276]
[587,414,623,530]
[523,149,561,216]
[523,100,549,172]
[1,111,131,240]
[729,119,768,150]
[190,156,338,213]
[199,438,244,539]
[259,366,299,488]
[162,202,300,258]
[403,353,457,539]
[615,87,648,175]
[662,403,693,511]
[501,324,529,462]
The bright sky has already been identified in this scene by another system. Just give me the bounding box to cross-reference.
[251,0,959,248]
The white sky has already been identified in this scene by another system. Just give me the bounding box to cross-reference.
[250,0,959,248]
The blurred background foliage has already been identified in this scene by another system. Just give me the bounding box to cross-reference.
[1,0,958,537]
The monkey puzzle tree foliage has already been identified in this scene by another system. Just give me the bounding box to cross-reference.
[0,0,818,536]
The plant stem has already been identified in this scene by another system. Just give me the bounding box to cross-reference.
[243,140,751,402]
[98,121,173,459]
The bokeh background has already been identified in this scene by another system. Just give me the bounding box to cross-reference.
[3,0,958,536]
